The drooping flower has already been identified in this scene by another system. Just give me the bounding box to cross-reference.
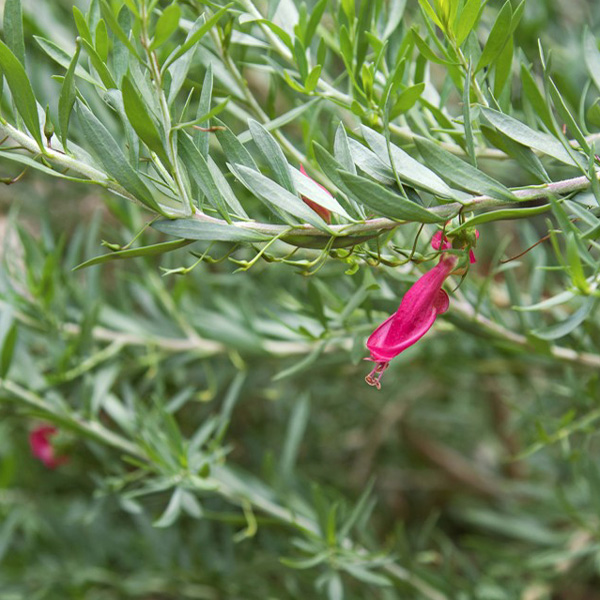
[365,253,459,390]
[29,424,68,469]
[365,226,481,389]
[299,165,332,223]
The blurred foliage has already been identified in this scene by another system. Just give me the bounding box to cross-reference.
[3,0,600,599]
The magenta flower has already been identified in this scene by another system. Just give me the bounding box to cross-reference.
[299,165,332,223]
[29,424,68,469]
[365,254,458,389]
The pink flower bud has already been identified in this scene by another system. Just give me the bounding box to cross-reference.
[29,425,68,469]
[299,165,332,223]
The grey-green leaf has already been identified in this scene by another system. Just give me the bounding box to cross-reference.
[153,219,269,242]
[0,309,17,378]
[481,107,583,168]
[290,166,351,219]
[361,126,457,198]
[248,119,296,193]
[162,5,231,70]
[34,36,100,86]
[415,137,516,201]
[122,74,169,166]
[214,119,258,170]
[3,0,25,66]
[74,239,194,270]
[77,102,160,212]
[179,134,231,221]
[0,40,43,149]
[339,172,446,223]
[58,42,81,151]
[151,4,181,49]
[584,29,600,93]
[475,0,512,73]
[229,164,329,230]
[194,64,213,156]
[533,298,597,340]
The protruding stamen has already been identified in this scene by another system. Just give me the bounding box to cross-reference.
[365,362,389,390]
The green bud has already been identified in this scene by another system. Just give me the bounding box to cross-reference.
[44,104,55,145]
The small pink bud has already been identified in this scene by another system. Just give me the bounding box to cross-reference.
[299,165,332,223]
[29,425,68,469]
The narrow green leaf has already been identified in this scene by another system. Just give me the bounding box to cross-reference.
[417,0,444,30]
[291,166,351,219]
[389,82,425,118]
[305,64,322,93]
[122,74,169,165]
[480,125,550,182]
[277,395,310,491]
[339,172,446,223]
[415,137,516,201]
[95,19,109,63]
[515,289,576,312]
[475,0,512,72]
[533,298,597,340]
[342,564,391,587]
[58,42,81,151]
[34,36,100,86]
[154,488,183,528]
[450,204,551,233]
[0,150,90,182]
[273,343,326,382]
[207,156,248,218]
[494,36,513,97]
[248,119,295,193]
[237,99,321,144]
[0,310,17,378]
[162,5,232,70]
[333,124,356,174]
[303,0,328,46]
[179,134,231,221]
[229,164,329,230]
[73,5,93,44]
[74,239,194,270]
[481,107,582,168]
[253,19,293,52]
[77,102,160,212]
[193,65,212,156]
[99,0,140,59]
[411,28,455,65]
[584,29,600,93]
[463,61,476,166]
[3,0,25,66]
[567,233,590,293]
[361,126,456,198]
[548,78,591,155]
[80,37,116,88]
[520,64,554,130]
[346,137,395,185]
[153,219,270,242]
[151,4,181,49]
[0,40,43,149]
[214,118,258,171]
[339,478,376,538]
[455,0,481,46]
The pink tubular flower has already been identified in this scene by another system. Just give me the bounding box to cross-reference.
[299,165,332,223]
[29,425,68,469]
[365,254,458,390]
